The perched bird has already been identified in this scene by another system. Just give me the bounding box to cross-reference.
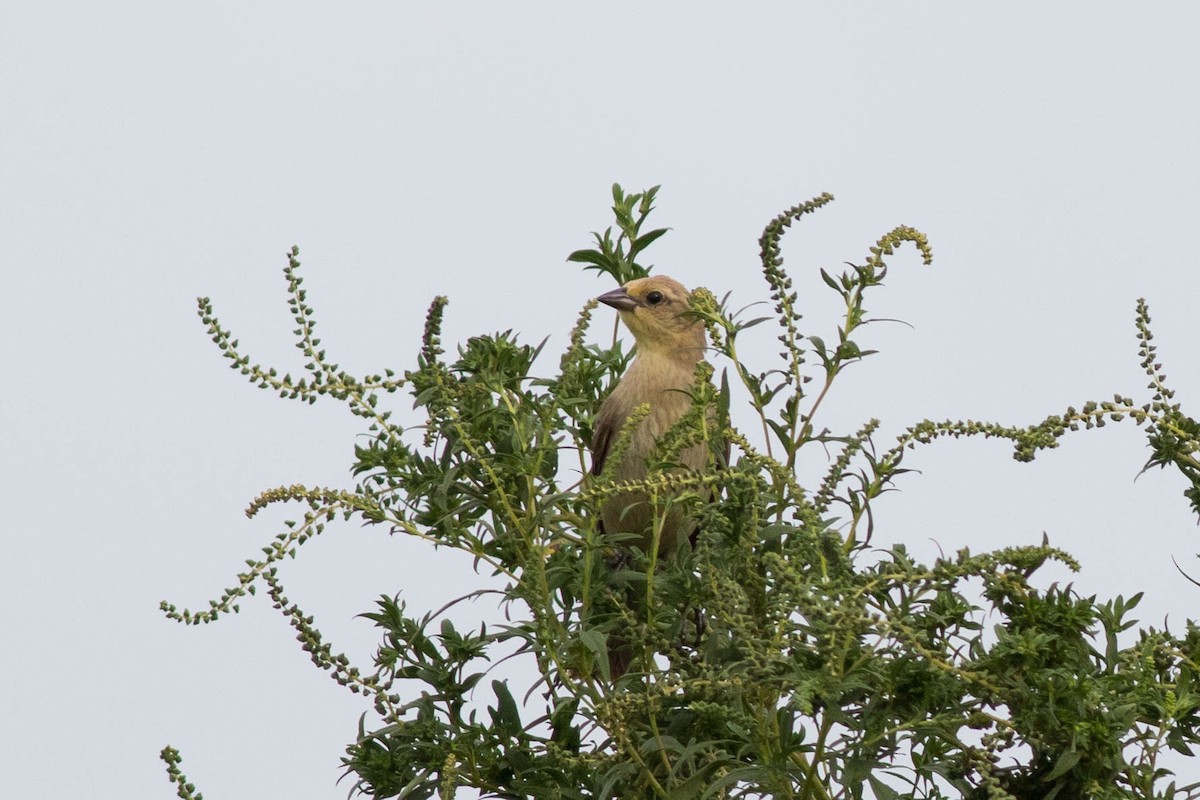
[591,275,714,678]
[592,275,710,554]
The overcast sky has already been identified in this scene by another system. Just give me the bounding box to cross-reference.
[4,4,1200,798]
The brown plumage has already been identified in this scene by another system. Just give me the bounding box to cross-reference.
[590,275,711,678]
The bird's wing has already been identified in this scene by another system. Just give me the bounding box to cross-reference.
[590,398,619,476]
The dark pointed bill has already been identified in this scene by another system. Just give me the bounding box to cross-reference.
[596,287,639,312]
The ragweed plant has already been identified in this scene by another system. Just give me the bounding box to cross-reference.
[162,186,1200,800]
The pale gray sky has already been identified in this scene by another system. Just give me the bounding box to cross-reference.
[4,4,1200,798]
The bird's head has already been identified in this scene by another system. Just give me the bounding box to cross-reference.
[596,275,705,357]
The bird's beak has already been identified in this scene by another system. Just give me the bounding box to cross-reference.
[596,287,639,312]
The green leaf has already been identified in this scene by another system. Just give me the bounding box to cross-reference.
[490,680,522,737]
[867,776,902,800]
[819,267,843,292]
[1044,749,1081,781]
[578,628,607,656]
[632,227,669,253]
[567,249,609,267]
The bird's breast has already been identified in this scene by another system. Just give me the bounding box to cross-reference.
[597,355,708,552]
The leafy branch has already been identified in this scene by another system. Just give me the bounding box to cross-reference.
[567,183,669,286]
[163,187,1200,800]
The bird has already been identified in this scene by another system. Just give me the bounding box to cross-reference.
[590,274,715,678]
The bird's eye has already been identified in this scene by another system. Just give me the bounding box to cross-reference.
[645,291,665,305]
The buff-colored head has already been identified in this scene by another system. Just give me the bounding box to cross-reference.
[596,275,705,356]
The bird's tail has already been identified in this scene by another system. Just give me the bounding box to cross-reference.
[608,634,633,681]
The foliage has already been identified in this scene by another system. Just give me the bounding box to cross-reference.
[162,186,1200,799]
